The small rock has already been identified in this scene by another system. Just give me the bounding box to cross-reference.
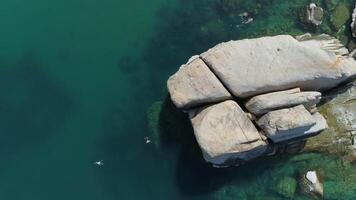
[245,88,321,115]
[351,4,356,38]
[295,33,312,41]
[257,105,322,143]
[306,3,324,26]
[352,136,356,149]
[299,170,323,199]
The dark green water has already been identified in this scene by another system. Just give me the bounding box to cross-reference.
[0,0,355,199]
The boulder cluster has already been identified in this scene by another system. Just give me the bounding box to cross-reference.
[167,34,356,167]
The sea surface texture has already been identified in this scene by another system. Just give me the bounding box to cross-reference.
[0,0,355,199]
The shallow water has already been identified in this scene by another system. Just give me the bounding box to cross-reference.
[0,0,355,199]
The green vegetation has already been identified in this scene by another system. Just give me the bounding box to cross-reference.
[330,4,351,30]
[271,176,297,199]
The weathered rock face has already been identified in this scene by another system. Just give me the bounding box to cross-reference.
[352,4,356,38]
[306,3,323,26]
[256,105,326,143]
[305,80,356,162]
[167,57,232,109]
[297,34,349,56]
[189,100,267,166]
[245,88,321,116]
[200,35,356,98]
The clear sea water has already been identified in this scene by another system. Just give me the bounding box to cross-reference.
[0,0,355,199]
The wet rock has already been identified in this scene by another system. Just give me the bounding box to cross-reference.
[167,57,232,109]
[245,88,321,115]
[330,4,351,30]
[270,176,297,199]
[305,3,323,26]
[200,35,356,98]
[305,80,356,162]
[351,4,356,38]
[257,105,326,143]
[189,100,267,166]
[299,170,323,199]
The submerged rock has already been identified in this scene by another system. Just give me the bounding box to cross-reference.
[305,3,323,26]
[200,35,356,98]
[299,170,323,199]
[245,88,321,116]
[189,100,267,166]
[330,4,351,30]
[167,57,231,109]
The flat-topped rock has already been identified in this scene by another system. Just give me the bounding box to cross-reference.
[167,57,232,109]
[189,100,267,166]
[200,35,356,98]
[245,88,321,115]
[257,105,325,143]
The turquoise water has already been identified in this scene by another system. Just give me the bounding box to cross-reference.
[0,0,355,199]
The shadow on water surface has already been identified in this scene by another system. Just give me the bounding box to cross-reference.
[0,54,74,159]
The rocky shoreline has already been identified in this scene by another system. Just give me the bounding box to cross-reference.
[167,33,356,167]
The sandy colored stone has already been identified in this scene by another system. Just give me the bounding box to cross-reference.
[189,100,267,165]
[257,105,323,143]
[200,35,356,98]
[245,88,321,115]
[167,57,231,108]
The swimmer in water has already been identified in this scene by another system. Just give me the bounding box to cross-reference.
[144,136,151,144]
[94,160,104,166]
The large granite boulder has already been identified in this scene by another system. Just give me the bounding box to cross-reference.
[165,34,354,167]
[257,105,327,143]
[189,100,267,166]
[200,35,356,98]
[167,57,232,109]
[245,88,321,116]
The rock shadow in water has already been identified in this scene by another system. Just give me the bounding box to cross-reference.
[0,54,74,158]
